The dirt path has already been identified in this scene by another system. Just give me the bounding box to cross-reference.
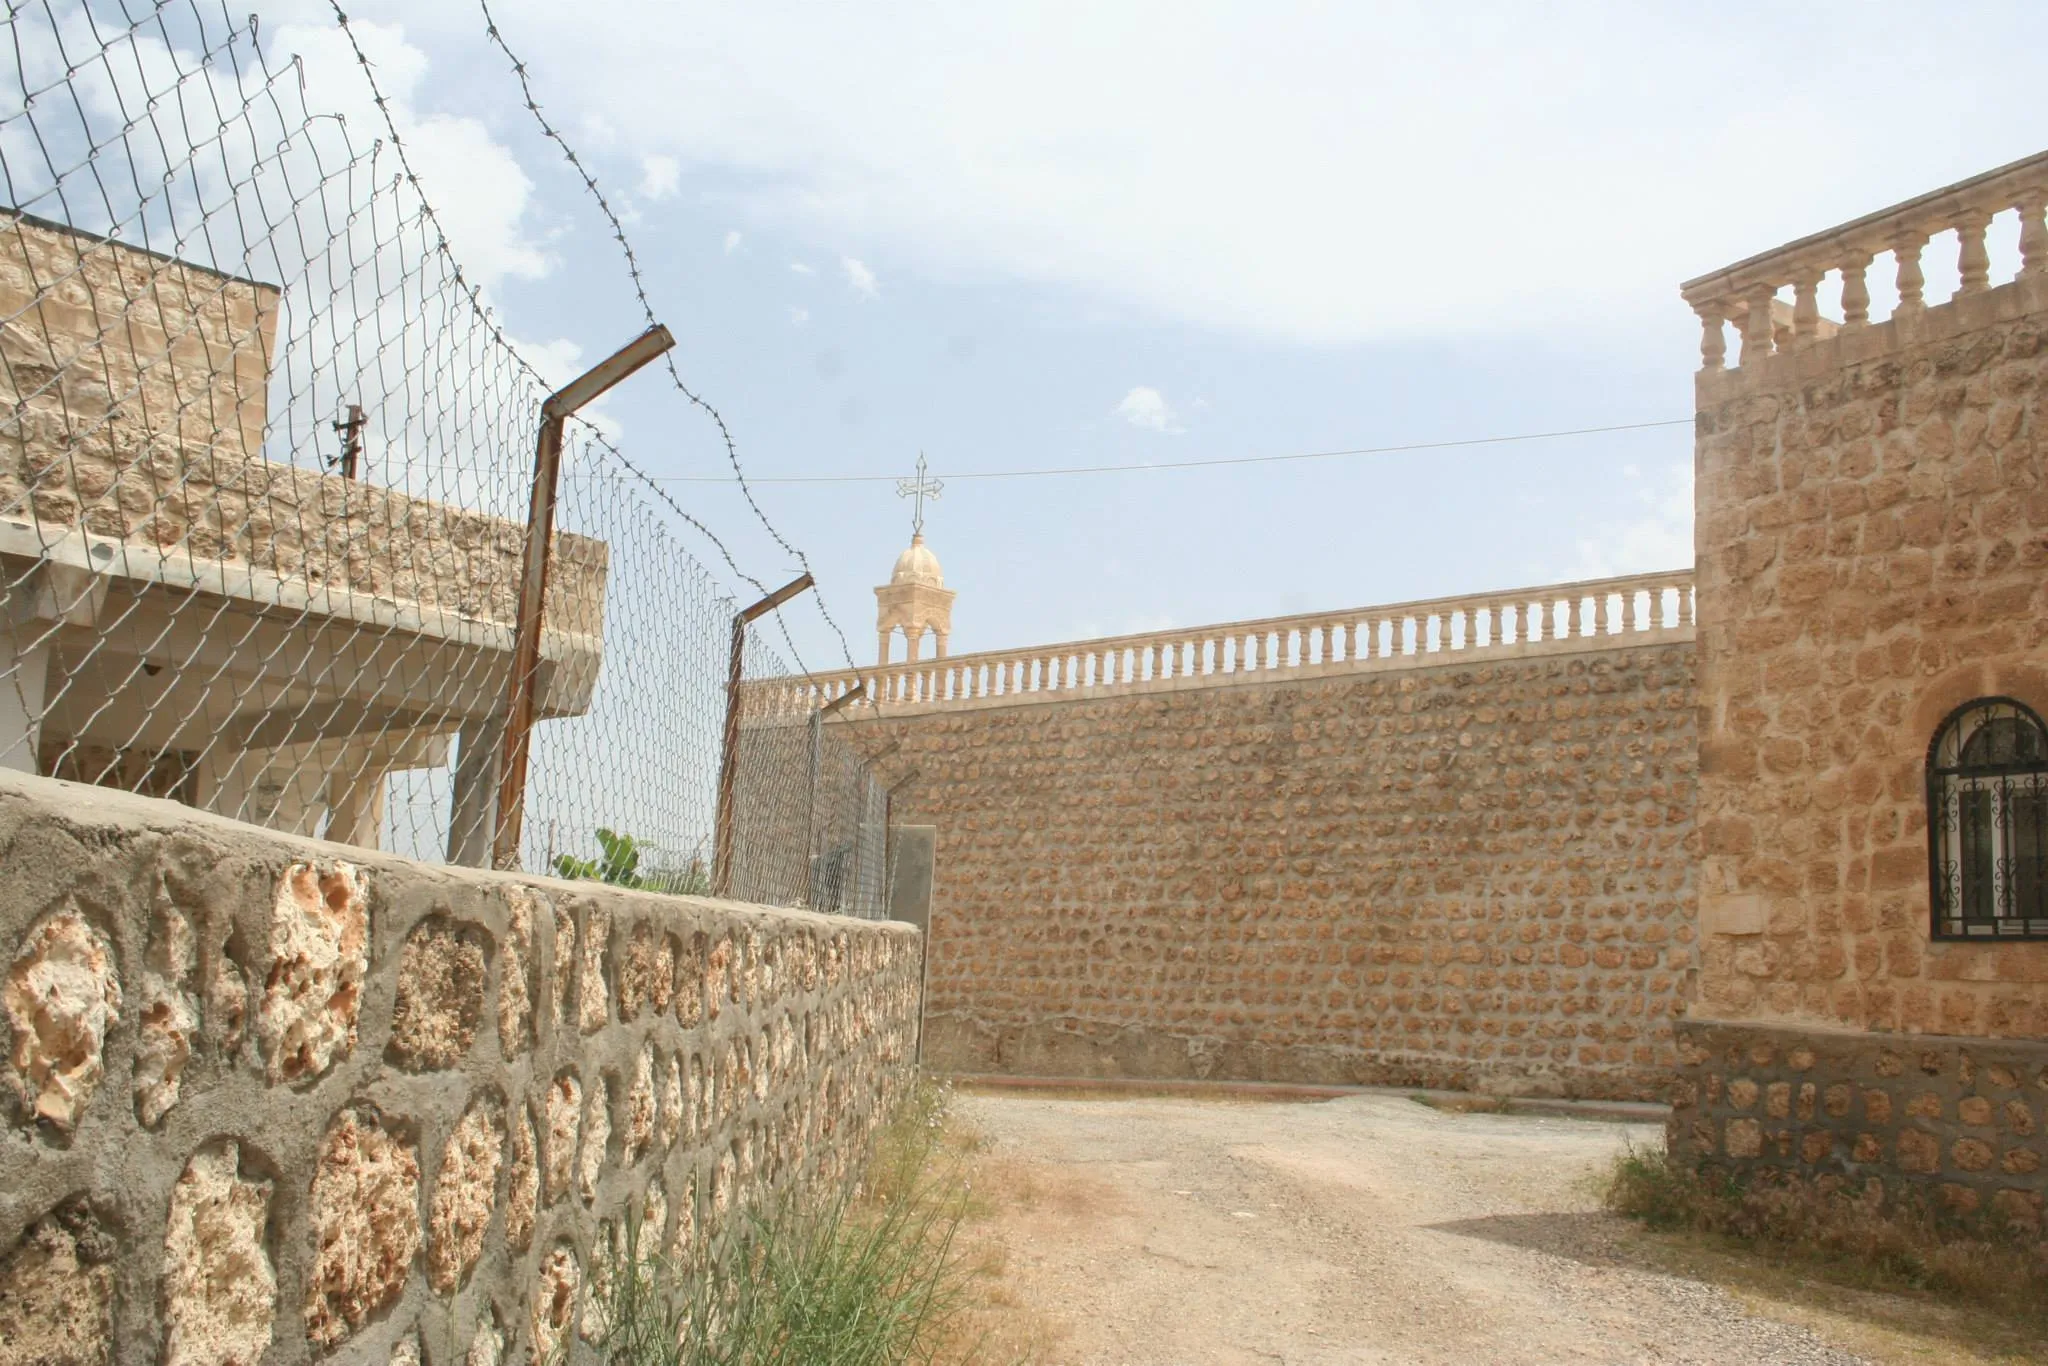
[963,1091,1868,1366]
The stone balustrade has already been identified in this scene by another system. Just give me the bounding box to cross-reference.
[1681,149,2048,373]
[752,568,1694,717]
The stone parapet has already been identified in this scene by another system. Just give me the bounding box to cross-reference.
[0,769,920,1364]
[1682,149,2048,375]
[1670,1018,2047,1228]
[759,568,1694,718]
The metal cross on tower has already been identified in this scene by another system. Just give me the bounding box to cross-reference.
[896,451,943,535]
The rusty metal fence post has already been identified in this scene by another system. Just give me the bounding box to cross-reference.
[486,324,675,870]
[802,681,866,909]
[711,573,814,896]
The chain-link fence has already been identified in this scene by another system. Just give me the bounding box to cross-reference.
[0,1,892,916]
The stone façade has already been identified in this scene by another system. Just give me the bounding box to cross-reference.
[1671,154,2048,1221]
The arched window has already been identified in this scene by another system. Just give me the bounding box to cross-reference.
[1928,698,2048,940]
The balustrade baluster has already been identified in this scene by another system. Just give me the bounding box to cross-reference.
[1792,274,1820,344]
[1840,255,1872,328]
[1681,586,1696,628]
[2020,193,2048,278]
[1623,591,1640,633]
[1956,213,1992,294]
[1567,595,1584,638]
[1595,593,1611,635]
[1740,284,1776,364]
[1695,302,1727,370]
[1893,232,1927,315]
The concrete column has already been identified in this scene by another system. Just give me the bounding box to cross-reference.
[446,719,500,867]
[326,759,385,850]
[0,631,51,774]
[877,629,892,666]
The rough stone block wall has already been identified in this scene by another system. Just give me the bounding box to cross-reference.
[0,771,920,1364]
[859,643,1696,1100]
[1668,1019,2047,1234]
[1693,279,2048,1038]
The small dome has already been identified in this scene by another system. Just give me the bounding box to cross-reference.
[890,533,944,587]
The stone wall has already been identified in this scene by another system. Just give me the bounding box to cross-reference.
[0,769,920,1365]
[857,642,1696,1100]
[1693,278,2048,1039]
[1668,1020,2046,1231]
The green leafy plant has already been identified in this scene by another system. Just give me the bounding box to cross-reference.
[553,830,708,895]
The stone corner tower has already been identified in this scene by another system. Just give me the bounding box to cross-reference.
[875,534,955,664]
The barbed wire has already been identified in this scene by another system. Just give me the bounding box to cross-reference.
[470,0,876,694]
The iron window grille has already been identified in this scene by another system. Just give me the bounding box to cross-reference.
[1928,697,2048,941]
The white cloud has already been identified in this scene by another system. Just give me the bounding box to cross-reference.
[723,229,743,254]
[1570,460,1693,579]
[638,154,680,200]
[789,306,810,326]
[343,2,2048,344]
[279,20,550,291]
[1114,386,1180,434]
[789,261,814,275]
[841,256,879,298]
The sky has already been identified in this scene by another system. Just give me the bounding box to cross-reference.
[245,1,2048,676]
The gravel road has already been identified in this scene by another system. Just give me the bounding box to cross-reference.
[963,1091,1870,1366]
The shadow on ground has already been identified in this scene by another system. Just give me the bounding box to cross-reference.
[1428,1210,1629,1266]
[1431,1208,2048,1365]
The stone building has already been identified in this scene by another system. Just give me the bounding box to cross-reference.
[1668,152,2048,1216]
[0,210,607,853]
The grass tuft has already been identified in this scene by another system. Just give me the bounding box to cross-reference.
[579,1081,998,1366]
[1604,1142,2048,1328]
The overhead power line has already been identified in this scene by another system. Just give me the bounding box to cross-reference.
[605,417,1694,485]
